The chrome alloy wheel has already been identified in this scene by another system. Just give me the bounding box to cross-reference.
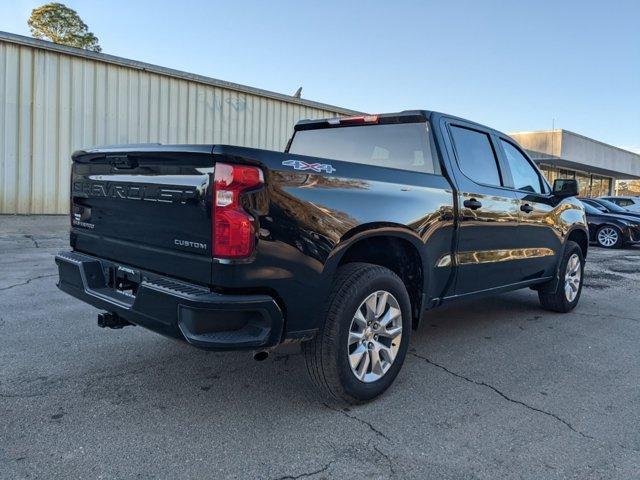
[347,290,403,383]
[597,227,619,247]
[564,253,582,302]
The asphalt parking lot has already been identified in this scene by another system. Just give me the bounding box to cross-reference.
[1,215,639,480]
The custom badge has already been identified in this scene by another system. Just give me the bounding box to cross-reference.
[282,159,336,174]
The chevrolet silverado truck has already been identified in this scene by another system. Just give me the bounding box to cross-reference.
[56,110,588,403]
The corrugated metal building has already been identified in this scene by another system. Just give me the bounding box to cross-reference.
[0,31,358,214]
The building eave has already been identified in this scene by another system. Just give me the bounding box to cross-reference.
[0,30,363,116]
[532,157,640,180]
[511,129,640,179]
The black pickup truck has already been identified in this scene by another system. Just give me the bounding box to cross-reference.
[56,110,588,403]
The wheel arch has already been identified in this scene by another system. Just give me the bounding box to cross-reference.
[536,226,588,295]
[566,227,589,259]
[323,225,427,328]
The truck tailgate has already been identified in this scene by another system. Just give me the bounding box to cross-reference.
[70,145,215,285]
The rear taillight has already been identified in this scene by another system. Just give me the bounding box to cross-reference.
[213,163,263,258]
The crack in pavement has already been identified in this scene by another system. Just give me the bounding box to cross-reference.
[323,403,390,441]
[409,351,594,440]
[0,391,48,399]
[577,311,638,323]
[271,460,334,480]
[23,235,39,248]
[0,274,57,291]
[2,352,255,403]
[373,444,396,476]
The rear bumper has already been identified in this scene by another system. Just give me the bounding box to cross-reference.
[55,251,284,350]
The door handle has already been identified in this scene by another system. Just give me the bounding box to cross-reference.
[463,198,482,210]
[520,204,534,213]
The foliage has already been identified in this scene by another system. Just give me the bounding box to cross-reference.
[615,180,640,195]
[28,3,101,52]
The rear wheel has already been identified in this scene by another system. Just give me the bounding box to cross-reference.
[538,241,584,312]
[303,263,411,404]
[596,225,622,248]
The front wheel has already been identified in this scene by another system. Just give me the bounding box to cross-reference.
[303,263,411,404]
[538,241,584,312]
[596,225,622,248]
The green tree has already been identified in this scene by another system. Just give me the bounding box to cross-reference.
[28,3,101,52]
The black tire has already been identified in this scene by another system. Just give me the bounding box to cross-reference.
[538,241,584,313]
[596,225,623,249]
[302,263,412,404]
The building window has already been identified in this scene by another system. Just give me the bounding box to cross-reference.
[558,169,575,179]
[576,172,591,196]
[591,176,612,197]
[536,164,612,197]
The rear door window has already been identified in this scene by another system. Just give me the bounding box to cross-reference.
[449,126,502,186]
[288,122,440,174]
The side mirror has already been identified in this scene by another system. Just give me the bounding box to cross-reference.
[552,179,578,198]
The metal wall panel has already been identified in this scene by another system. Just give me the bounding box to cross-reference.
[0,35,354,214]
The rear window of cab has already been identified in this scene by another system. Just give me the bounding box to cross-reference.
[288,122,441,174]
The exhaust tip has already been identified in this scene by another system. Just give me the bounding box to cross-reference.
[253,350,269,361]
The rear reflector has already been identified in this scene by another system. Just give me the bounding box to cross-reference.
[213,163,263,258]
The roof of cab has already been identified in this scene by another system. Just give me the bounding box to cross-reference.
[294,109,511,138]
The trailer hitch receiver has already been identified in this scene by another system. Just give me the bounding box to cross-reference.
[97,312,133,329]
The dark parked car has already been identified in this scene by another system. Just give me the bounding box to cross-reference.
[56,110,589,403]
[580,197,640,220]
[580,200,640,248]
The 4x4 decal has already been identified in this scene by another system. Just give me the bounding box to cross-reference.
[282,159,336,174]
